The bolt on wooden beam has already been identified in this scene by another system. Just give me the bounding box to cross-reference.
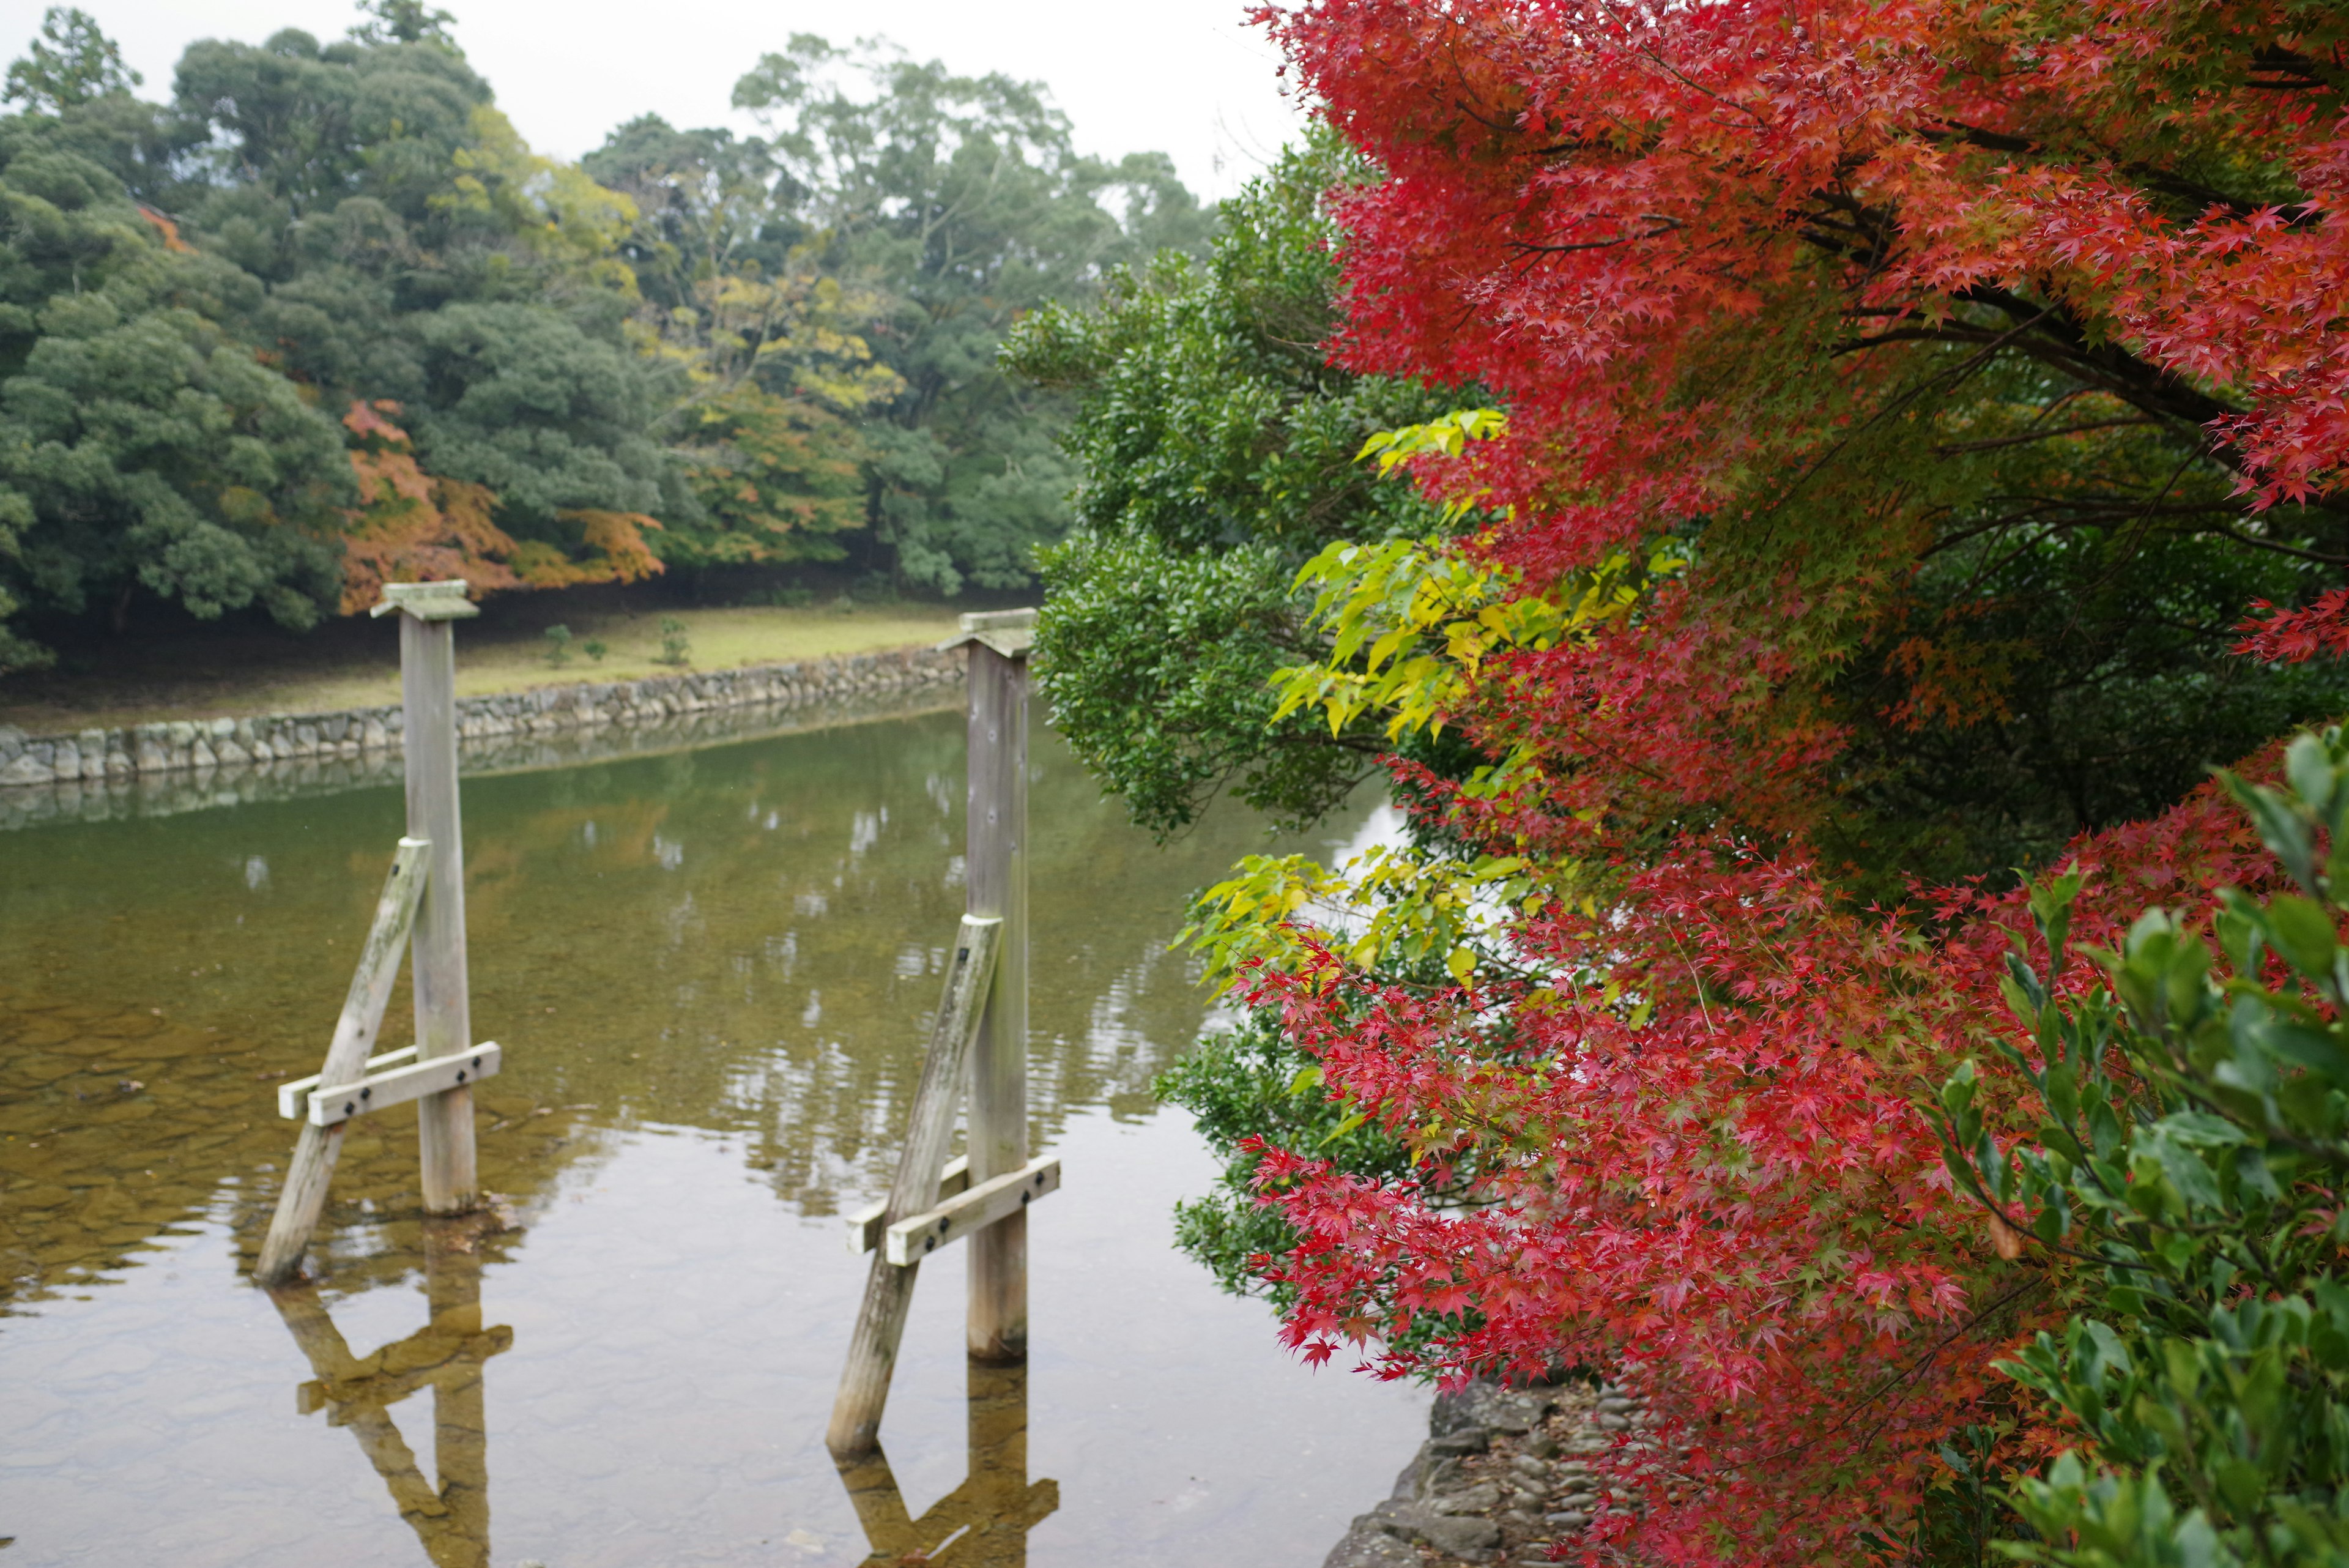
[301,1043,501,1126]
[882,1155,1061,1266]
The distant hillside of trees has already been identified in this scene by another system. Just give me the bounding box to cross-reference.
[0,2,1211,672]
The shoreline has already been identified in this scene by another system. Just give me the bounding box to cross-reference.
[1326,1379,1653,1567]
[0,644,963,831]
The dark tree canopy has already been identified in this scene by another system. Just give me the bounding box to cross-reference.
[0,14,1214,667]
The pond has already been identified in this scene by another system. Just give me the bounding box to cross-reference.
[0,701,1424,1566]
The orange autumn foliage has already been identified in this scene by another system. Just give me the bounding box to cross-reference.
[335,401,664,612]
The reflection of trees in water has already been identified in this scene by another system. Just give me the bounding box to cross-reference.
[269,1213,508,1568]
[0,978,592,1310]
[0,710,1365,1308]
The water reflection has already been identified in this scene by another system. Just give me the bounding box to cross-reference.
[0,712,1266,1312]
[838,1361,1056,1567]
[270,1213,509,1567]
[0,710,1430,1567]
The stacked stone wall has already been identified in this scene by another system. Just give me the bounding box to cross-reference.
[0,645,962,831]
[1326,1380,1655,1566]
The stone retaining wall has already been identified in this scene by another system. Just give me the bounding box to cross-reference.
[1325,1379,1654,1566]
[0,645,959,791]
[0,646,964,833]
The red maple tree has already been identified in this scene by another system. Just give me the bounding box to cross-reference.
[1228,0,2349,1558]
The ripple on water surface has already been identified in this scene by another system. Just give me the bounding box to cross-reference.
[0,708,1426,1566]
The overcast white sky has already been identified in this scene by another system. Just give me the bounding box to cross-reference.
[6,0,1310,201]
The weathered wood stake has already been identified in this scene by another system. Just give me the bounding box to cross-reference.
[257,581,491,1281]
[827,915,1003,1457]
[389,585,481,1214]
[255,836,431,1285]
[962,617,1031,1364]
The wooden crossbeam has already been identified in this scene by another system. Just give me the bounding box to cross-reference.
[883,1156,1060,1267]
[278,1045,415,1121]
[255,838,430,1285]
[846,1156,968,1254]
[827,915,1002,1458]
[296,1042,501,1126]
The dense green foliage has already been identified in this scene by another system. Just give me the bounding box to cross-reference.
[1154,1014,1417,1304]
[1004,133,1455,835]
[0,114,350,670]
[0,7,1210,670]
[998,144,1497,1300]
[1943,734,2349,1566]
[732,36,1214,594]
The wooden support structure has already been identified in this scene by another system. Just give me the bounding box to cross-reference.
[254,580,492,1285]
[957,609,1032,1364]
[269,1217,507,1567]
[255,838,431,1284]
[827,609,1049,1460]
[385,581,483,1215]
[828,915,1003,1456]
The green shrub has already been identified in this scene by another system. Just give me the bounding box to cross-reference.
[1942,728,2349,1568]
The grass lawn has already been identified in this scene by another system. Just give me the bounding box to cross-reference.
[0,592,970,735]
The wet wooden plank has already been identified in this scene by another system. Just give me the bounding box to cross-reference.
[304,1042,501,1126]
[883,1155,1059,1266]
[276,1044,417,1121]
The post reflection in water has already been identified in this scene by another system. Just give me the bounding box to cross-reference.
[837,1359,1058,1567]
[0,712,1434,1567]
[266,1214,510,1568]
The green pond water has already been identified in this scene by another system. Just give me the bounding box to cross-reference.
[0,704,1423,1566]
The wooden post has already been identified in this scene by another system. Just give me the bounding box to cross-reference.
[379,581,482,1216]
[827,916,1003,1457]
[963,616,1030,1364]
[255,838,431,1284]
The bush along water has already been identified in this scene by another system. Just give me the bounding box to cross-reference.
[1942,729,2349,1568]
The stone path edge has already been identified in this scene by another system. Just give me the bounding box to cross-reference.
[0,644,960,790]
